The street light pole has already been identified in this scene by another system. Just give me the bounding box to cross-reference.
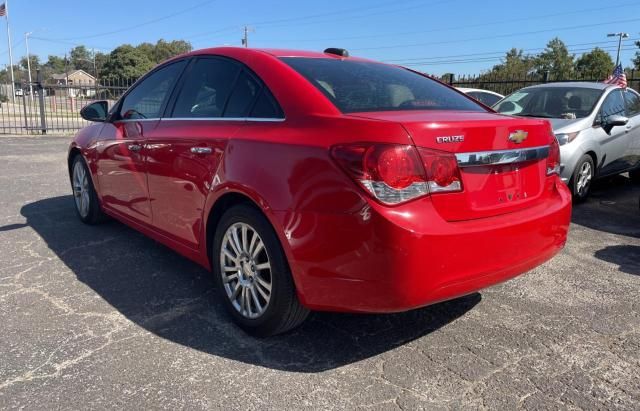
[25,32,34,102]
[607,32,629,66]
[4,0,16,103]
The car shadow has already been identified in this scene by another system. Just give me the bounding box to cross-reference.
[594,245,640,276]
[571,175,640,238]
[20,195,480,373]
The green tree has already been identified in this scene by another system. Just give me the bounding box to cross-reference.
[136,42,156,62]
[488,48,536,77]
[19,55,40,71]
[152,39,192,63]
[100,44,155,81]
[575,47,614,77]
[534,38,574,79]
[70,45,94,73]
[44,55,67,74]
[633,40,640,69]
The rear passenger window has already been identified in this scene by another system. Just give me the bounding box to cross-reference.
[224,71,284,118]
[171,58,239,118]
[250,88,284,118]
[224,72,259,117]
[625,90,640,117]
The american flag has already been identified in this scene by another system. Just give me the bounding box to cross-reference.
[0,3,6,17]
[604,64,627,88]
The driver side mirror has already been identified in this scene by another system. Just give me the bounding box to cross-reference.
[600,114,629,134]
[80,101,109,122]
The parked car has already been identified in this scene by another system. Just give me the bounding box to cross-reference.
[457,87,504,106]
[494,82,640,201]
[15,88,23,97]
[70,47,571,336]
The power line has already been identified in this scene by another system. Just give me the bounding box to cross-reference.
[270,1,640,43]
[177,0,441,44]
[399,46,639,67]
[384,38,640,63]
[50,0,218,41]
[353,17,640,51]
[250,0,425,27]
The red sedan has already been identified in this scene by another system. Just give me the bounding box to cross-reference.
[69,47,571,336]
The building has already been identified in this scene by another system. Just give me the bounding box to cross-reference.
[50,70,97,97]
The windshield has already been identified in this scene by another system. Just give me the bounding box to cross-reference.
[282,57,486,114]
[494,86,603,119]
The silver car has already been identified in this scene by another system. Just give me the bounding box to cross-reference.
[494,82,640,201]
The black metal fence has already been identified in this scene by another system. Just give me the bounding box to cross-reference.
[3,69,640,135]
[0,75,134,135]
[448,70,640,96]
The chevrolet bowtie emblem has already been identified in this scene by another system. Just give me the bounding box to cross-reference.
[508,130,528,144]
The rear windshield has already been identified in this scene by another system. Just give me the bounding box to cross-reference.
[281,57,485,114]
[494,87,604,119]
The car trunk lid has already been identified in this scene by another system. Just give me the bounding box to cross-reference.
[349,110,555,221]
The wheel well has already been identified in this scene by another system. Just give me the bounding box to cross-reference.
[585,151,598,174]
[68,148,81,174]
[205,192,261,269]
[67,148,81,179]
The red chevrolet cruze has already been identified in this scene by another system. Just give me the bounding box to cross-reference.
[69,47,571,336]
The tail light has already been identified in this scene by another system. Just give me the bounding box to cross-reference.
[331,143,462,205]
[546,137,561,175]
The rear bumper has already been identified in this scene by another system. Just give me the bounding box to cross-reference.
[274,178,572,313]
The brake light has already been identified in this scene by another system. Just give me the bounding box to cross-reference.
[546,137,561,175]
[416,148,463,193]
[331,143,462,205]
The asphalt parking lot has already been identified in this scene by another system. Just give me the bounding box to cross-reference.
[0,136,639,410]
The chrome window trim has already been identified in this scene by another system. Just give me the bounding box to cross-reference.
[115,118,161,123]
[455,145,549,167]
[160,117,285,122]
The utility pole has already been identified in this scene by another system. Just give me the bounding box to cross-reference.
[607,32,629,66]
[25,32,34,103]
[92,48,97,78]
[4,0,16,103]
[241,26,254,48]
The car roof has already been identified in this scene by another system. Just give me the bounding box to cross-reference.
[182,46,374,62]
[520,82,615,91]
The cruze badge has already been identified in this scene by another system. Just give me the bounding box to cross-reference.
[508,130,528,144]
[436,135,464,144]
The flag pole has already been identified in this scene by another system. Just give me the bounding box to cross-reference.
[4,0,16,103]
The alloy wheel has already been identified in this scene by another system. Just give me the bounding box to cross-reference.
[73,161,90,218]
[219,222,272,319]
[576,161,592,197]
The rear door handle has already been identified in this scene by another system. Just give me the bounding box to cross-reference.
[128,144,143,152]
[190,147,212,155]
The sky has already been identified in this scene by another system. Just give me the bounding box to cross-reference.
[1,0,639,76]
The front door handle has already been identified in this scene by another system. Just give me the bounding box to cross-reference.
[190,147,212,155]
[128,143,143,152]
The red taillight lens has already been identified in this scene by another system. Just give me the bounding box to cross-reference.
[546,137,561,175]
[417,148,463,192]
[331,143,463,205]
[364,145,424,189]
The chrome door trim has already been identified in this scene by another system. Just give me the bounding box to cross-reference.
[455,145,549,167]
[160,117,285,122]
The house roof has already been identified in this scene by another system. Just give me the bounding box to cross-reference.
[51,69,96,80]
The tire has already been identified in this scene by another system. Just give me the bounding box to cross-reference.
[212,204,309,337]
[569,155,595,203]
[630,168,640,184]
[70,155,106,224]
